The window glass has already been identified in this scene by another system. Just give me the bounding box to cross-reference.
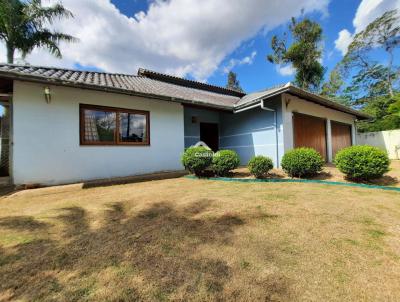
[119,113,147,143]
[81,105,149,145]
[83,109,116,142]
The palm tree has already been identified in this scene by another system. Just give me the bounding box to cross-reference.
[0,0,77,64]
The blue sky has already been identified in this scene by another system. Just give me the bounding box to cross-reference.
[1,0,398,93]
[108,0,361,92]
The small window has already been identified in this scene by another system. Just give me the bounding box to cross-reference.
[80,104,150,146]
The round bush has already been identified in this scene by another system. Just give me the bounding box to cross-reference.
[181,146,213,176]
[247,155,274,178]
[212,150,240,176]
[281,147,324,178]
[334,145,389,180]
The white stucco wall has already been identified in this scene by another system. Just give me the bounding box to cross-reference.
[281,93,357,162]
[356,129,400,159]
[12,81,185,185]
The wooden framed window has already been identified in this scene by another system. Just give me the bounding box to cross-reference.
[80,104,150,146]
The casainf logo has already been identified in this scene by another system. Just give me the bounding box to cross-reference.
[193,141,211,150]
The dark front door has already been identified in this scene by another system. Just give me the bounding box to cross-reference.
[200,123,219,152]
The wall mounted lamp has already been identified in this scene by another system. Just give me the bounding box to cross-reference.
[44,86,51,103]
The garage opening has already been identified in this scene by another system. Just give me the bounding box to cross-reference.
[293,113,327,160]
[331,121,352,159]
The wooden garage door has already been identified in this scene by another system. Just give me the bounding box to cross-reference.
[293,113,327,160]
[331,121,352,158]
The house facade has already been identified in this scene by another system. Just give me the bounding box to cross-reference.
[0,64,369,185]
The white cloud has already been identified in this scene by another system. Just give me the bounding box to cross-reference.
[222,51,257,73]
[0,0,329,81]
[353,0,400,32]
[334,0,400,55]
[334,29,353,55]
[276,64,295,76]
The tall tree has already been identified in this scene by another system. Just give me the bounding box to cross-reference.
[325,9,400,132]
[339,9,400,98]
[320,68,351,105]
[267,16,325,91]
[226,71,243,92]
[321,69,342,97]
[0,0,77,64]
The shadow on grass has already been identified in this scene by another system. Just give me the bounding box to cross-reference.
[0,200,259,301]
[81,171,187,189]
[0,216,49,231]
[361,175,399,187]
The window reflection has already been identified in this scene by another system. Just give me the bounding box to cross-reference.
[84,109,116,142]
[119,113,147,142]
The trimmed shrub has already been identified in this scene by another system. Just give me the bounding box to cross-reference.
[247,155,274,178]
[181,146,213,176]
[212,150,240,176]
[334,145,390,180]
[281,147,324,178]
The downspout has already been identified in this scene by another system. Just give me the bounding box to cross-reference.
[234,99,280,167]
[261,100,279,167]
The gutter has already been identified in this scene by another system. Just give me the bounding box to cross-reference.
[233,85,371,120]
[234,86,289,111]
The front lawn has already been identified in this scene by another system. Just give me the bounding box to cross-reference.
[0,174,400,301]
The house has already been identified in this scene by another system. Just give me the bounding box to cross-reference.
[0,64,369,185]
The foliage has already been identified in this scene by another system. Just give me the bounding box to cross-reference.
[267,16,325,91]
[388,95,400,117]
[212,150,240,176]
[281,148,324,178]
[181,147,213,176]
[0,0,77,63]
[226,71,243,92]
[341,10,400,99]
[334,145,390,180]
[321,68,351,106]
[247,155,273,178]
[357,93,400,132]
[324,9,400,132]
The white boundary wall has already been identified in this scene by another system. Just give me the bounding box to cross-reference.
[356,129,400,159]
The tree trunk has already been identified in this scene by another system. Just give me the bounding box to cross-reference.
[387,48,394,98]
[6,44,14,64]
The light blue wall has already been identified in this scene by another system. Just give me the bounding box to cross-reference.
[219,97,284,167]
[183,97,284,167]
[184,106,220,147]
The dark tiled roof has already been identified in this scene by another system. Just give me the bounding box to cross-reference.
[138,68,245,97]
[238,83,371,119]
[0,64,370,119]
[0,64,239,110]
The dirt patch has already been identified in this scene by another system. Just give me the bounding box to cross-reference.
[231,160,400,187]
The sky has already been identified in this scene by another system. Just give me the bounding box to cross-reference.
[0,0,399,93]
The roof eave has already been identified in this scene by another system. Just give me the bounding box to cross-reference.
[234,87,289,110]
[286,86,371,120]
[234,85,371,120]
